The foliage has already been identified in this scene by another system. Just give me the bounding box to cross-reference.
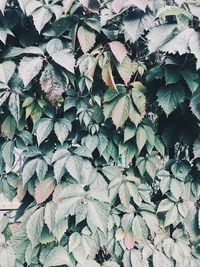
[0,0,200,266]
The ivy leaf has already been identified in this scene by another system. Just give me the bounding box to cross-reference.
[0,246,16,267]
[193,136,200,158]
[36,159,48,182]
[32,6,52,33]
[2,141,14,168]
[22,158,38,185]
[117,56,134,85]
[190,89,200,121]
[35,177,55,204]
[136,126,147,153]
[65,155,83,181]
[109,41,127,63]
[124,14,154,44]
[1,115,16,140]
[51,49,75,73]
[132,0,149,11]
[124,231,135,250]
[36,118,54,146]
[102,61,117,90]
[77,26,96,53]
[44,246,74,267]
[54,118,72,145]
[0,61,16,84]
[112,95,130,128]
[40,64,65,105]
[0,0,7,15]
[9,93,20,124]
[19,56,43,87]
[157,85,185,116]
[26,207,44,247]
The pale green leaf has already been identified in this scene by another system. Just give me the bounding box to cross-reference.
[36,118,54,146]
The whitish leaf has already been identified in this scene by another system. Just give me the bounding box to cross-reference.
[136,126,147,153]
[190,89,200,121]
[44,246,73,267]
[46,39,63,55]
[54,118,71,145]
[0,0,7,14]
[87,200,110,232]
[19,56,43,87]
[124,124,136,142]
[0,61,16,84]
[51,49,75,73]
[164,205,179,227]
[22,158,38,185]
[26,207,44,247]
[117,56,134,85]
[32,7,52,33]
[2,141,14,168]
[124,14,154,44]
[119,183,130,208]
[45,201,56,232]
[124,231,135,250]
[153,251,171,267]
[132,0,149,11]
[77,26,96,53]
[69,232,81,252]
[132,215,148,240]
[35,177,55,204]
[3,46,44,58]
[36,118,54,146]
[157,85,185,116]
[40,64,65,105]
[36,159,48,182]
[112,95,130,128]
[65,154,84,181]
[103,262,120,267]
[102,62,117,90]
[9,93,20,123]
[0,246,16,267]
[115,228,125,241]
[109,41,127,63]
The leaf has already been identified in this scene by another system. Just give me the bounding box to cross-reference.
[44,246,73,267]
[0,0,7,14]
[102,61,117,90]
[36,118,54,146]
[22,158,38,185]
[124,231,135,250]
[132,0,149,11]
[194,136,200,158]
[0,61,16,84]
[124,124,136,142]
[132,215,148,240]
[35,177,55,204]
[136,126,147,153]
[2,141,14,168]
[9,93,20,123]
[36,159,48,181]
[117,56,134,85]
[190,89,200,121]
[124,14,154,44]
[87,200,110,232]
[0,246,16,267]
[77,26,96,53]
[1,115,16,140]
[109,41,127,63]
[40,64,65,105]
[19,57,43,87]
[157,85,185,116]
[69,232,81,252]
[164,205,179,227]
[26,207,44,247]
[54,118,72,145]
[51,49,75,73]
[32,6,52,33]
[112,95,130,128]
[65,155,83,181]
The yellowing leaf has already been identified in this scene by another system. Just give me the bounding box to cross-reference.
[102,62,117,90]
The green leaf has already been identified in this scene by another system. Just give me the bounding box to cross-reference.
[9,93,20,124]
[136,126,147,153]
[2,141,14,168]
[19,56,43,87]
[164,205,179,227]
[22,158,38,185]
[65,155,83,181]
[112,95,130,128]
[157,85,185,116]
[44,246,74,267]
[190,89,200,121]
[26,207,44,247]
[54,118,71,145]
[36,159,48,181]
[77,26,96,53]
[194,136,200,158]
[1,115,16,140]
[124,124,136,142]
[36,118,54,146]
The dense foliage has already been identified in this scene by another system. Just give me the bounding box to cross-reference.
[1,0,200,266]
